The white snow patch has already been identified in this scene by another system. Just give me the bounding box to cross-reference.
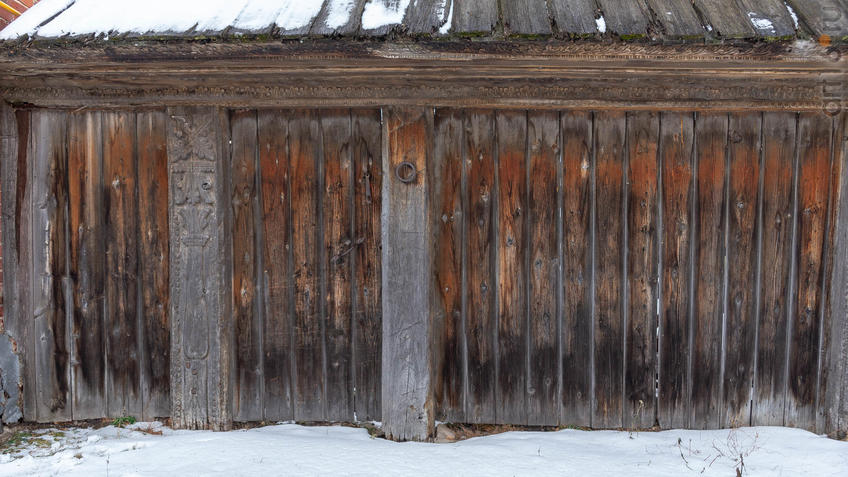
[3,423,846,476]
[361,0,410,30]
[233,0,288,31]
[595,15,607,33]
[748,12,776,33]
[0,0,75,40]
[439,0,453,34]
[274,0,322,31]
[784,2,800,30]
[325,0,357,29]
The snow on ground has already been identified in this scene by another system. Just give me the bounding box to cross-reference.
[0,423,845,476]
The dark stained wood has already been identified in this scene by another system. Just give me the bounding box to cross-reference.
[694,0,755,37]
[381,108,434,441]
[321,110,353,422]
[736,0,797,37]
[258,110,294,422]
[595,0,650,36]
[289,109,325,421]
[465,109,497,424]
[624,111,659,429]
[787,113,833,430]
[723,112,761,428]
[593,111,626,429]
[501,0,551,35]
[549,0,598,35]
[432,109,465,422]
[691,112,727,430]
[136,110,170,420]
[31,110,71,421]
[658,112,695,429]
[351,109,382,422]
[647,0,706,37]
[495,110,528,425]
[67,111,106,420]
[451,0,498,33]
[103,111,141,418]
[786,0,848,38]
[560,111,593,427]
[526,110,559,426]
[230,109,262,422]
[752,112,795,426]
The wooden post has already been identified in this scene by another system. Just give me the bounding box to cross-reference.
[381,108,434,441]
[166,107,232,430]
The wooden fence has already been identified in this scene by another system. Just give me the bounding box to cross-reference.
[2,106,845,434]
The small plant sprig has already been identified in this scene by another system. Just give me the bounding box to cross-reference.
[111,416,137,428]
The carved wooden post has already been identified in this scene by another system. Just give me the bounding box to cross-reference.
[381,108,434,441]
[167,107,232,430]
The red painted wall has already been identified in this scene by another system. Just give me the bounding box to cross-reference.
[0,1,37,32]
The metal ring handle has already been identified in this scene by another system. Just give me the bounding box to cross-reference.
[395,161,417,183]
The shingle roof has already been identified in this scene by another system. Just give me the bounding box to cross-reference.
[1,0,847,42]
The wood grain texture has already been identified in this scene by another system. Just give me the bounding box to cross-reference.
[31,110,71,422]
[351,109,382,422]
[501,0,551,35]
[693,0,755,37]
[593,111,626,429]
[526,110,559,426]
[786,0,848,38]
[691,112,727,430]
[722,112,761,428]
[560,111,593,427]
[451,0,498,33]
[432,109,464,422]
[311,0,368,35]
[321,110,353,422]
[381,108,434,441]
[404,0,450,34]
[647,0,706,37]
[752,112,795,426]
[67,111,106,420]
[736,0,797,37]
[495,110,528,425]
[658,112,694,429]
[595,0,650,36]
[258,110,294,422]
[549,0,598,35]
[230,110,262,422]
[786,113,833,430]
[465,109,497,424]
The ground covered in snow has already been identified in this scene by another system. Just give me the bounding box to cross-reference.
[0,422,845,476]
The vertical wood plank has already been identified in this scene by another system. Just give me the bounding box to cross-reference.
[258,110,294,422]
[526,110,559,426]
[495,110,527,425]
[787,113,833,429]
[230,109,262,422]
[691,113,728,430]
[352,109,382,422]
[289,109,325,421]
[722,112,761,428]
[67,111,106,420]
[432,109,464,422]
[560,111,593,427]
[624,112,659,429]
[322,110,353,422]
[31,110,71,422]
[381,108,434,441]
[593,111,626,429]
[658,112,694,429]
[752,112,795,426]
[465,109,497,424]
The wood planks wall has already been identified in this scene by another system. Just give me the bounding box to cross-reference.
[431,109,843,432]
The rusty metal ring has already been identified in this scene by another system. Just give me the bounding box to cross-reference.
[395,161,417,183]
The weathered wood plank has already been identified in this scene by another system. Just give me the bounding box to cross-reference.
[432,108,464,422]
[311,0,368,36]
[230,109,262,422]
[404,0,450,34]
[786,113,833,430]
[593,111,626,429]
[786,0,848,38]
[693,0,755,37]
[352,109,382,422]
[103,111,141,419]
[736,0,797,37]
[752,112,795,426]
[691,112,727,430]
[624,112,659,429]
[321,110,354,422]
[595,0,650,36]
[560,111,593,427]
[722,112,761,428]
[451,0,498,34]
[549,0,598,35]
[465,109,497,424]
[258,110,294,422]
[289,109,325,422]
[658,112,694,429]
[495,110,528,425]
[67,111,106,420]
[501,0,551,35]
[31,110,71,422]
[381,107,434,441]
[136,110,170,420]
[526,110,559,426]
[647,0,706,38]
